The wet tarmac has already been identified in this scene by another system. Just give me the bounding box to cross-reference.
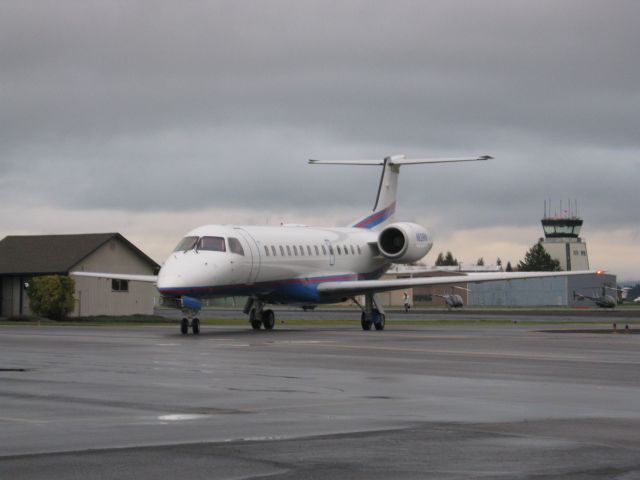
[1,320,640,479]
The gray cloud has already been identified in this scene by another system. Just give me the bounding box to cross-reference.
[1,0,639,258]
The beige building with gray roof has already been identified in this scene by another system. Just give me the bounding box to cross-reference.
[0,233,159,317]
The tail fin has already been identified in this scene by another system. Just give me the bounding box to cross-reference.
[309,154,491,230]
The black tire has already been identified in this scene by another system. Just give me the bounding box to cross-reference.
[374,313,386,331]
[263,309,275,330]
[249,309,262,330]
[361,312,372,331]
[180,318,189,335]
[192,317,200,335]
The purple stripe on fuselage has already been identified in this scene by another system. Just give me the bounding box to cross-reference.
[353,202,396,229]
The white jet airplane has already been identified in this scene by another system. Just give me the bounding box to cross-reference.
[73,155,601,334]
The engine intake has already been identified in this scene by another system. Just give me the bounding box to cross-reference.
[377,222,433,263]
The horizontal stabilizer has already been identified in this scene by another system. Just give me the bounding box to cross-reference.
[308,155,491,166]
[70,271,158,283]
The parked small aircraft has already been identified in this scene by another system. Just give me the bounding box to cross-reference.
[73,154,600,333]
[573,285,617,309]
[434,286,468,309]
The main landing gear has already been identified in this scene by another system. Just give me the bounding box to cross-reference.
[355,293,386,331]
[244,298,276,330]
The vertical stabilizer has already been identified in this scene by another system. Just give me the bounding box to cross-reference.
[351,155,401,230]
[308,154,491,231]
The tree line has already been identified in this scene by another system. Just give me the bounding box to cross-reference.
[434,241,560,272]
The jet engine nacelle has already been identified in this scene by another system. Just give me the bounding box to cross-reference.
[377,222,433,263]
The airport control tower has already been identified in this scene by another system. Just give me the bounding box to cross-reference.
[540,200,589,271]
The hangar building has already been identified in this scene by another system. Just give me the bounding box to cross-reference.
[468,272,616,307]
[0,233,159,317]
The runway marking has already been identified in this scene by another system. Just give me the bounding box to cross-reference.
[0,415,48,425]
[278,342,596,362]
[157,414,211,421]
[319,331,473,340]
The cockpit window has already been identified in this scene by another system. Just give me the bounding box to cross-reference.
[228,237,244,255]
[198,236,226,252]
[173,236,199,252]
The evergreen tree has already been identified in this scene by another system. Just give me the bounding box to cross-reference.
[517,242,561,271]
[435,251,459,266]
[506,261,513,272]
[443,251,458,266]
[476,257,485,266]
[496,257,502,267]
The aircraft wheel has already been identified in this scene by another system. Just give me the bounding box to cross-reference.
[180,318,189,335]
[192,317,200,335]
[263,309,275,330]
[361,312,372,331]
[374,313,386,331]
[249,309,262,330]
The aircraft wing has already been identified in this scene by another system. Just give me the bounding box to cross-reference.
[316,270,603,296]
[70,271,158,283]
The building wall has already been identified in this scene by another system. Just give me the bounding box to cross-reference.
[542,239,589,271]
[1,276,23,317]
[468,273,616,307]
[469,276,568,306]
[70,238,157,316]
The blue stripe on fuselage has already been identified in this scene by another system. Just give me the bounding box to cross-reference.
[158,268,387,303]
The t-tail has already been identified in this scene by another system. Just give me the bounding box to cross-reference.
[308,154,492,230]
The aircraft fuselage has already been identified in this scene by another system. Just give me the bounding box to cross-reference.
[156,224,407,304]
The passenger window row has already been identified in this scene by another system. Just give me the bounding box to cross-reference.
[173,235,364,259]
[263,243,362,257]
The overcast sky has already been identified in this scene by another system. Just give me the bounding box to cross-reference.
[1,1,639,279]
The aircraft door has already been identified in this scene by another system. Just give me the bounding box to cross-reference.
[234,228,261,284]
[325,239,335,266]
[227,233,252,284]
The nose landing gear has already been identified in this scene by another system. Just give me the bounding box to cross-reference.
[180,315,200,335]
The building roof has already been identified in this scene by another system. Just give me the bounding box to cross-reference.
[0,233,160,276]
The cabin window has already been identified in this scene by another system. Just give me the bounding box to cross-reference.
[350,245,355,255]
[344,245,349,255]
[228,237,244,255]
[307,245,312,256]
[357,245,362,255]
[328,245,334,255]
[315,245,320,255]
[299,245,304,256]
[173,236,198,252]
[337,246,342,255]
[271,246,277,256]
[112,279,129,292]
[280,245,285,256]
[264,245,269,256]
[286,245,292,256]
[198,236,226,252]
[321,245,327,255]
[293,245,298,256]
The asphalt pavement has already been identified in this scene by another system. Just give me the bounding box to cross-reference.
[1,319,639,479]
